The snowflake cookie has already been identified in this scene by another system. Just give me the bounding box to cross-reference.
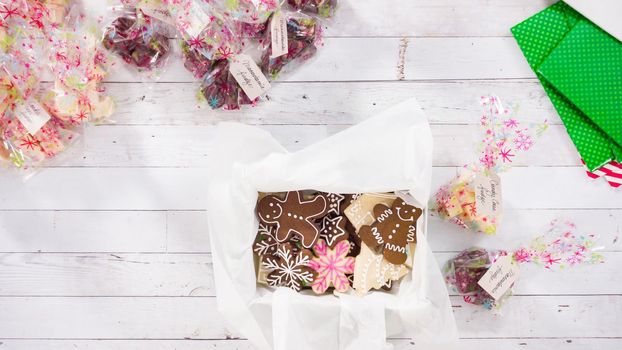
[261,243,316,291]
[308,239,355,294]
[253,223,280,256]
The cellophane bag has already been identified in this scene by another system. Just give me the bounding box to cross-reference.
[0,0,80,173]
[102,1,173,79]
[168,0,267,110]
[258,10,322,81]
[198,58,256,110]
[431,95,549,234]
[285,0,337,18]
[165,0,241,61]
[45,2,115,124]
[444,219,605,312]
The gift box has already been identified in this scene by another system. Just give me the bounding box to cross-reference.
[205,99,457,349]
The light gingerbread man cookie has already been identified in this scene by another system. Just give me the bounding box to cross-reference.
[256,191,327,248]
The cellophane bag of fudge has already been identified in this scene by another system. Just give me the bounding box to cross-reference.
[0,1,84,175]
[431,95,548,234]
[256,10,323,81]
[443,219,604,313]
[205,99,457,350]
[102,0,174,81]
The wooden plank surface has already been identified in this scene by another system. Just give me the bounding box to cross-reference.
[0,338,619,350]
[0,252,618,296]
[1,296,620,339]
[1,0,620,348]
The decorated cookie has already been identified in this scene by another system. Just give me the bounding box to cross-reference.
[347,229,361,257]
[256,191,327,248]
[341,194,361,214]
[344,193,396,231]
[256,255,272,286]
[321,192,345,215]
[319,214,348,248]
[261,243,316,291]
[404,243,417,269]
[358,198,423,265]
[353,243,409,295]
[308,239,355,294]
[253,223,279,256]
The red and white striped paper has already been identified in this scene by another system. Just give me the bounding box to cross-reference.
[584,160,622,188]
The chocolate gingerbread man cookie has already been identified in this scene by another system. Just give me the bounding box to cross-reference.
[257,191,327,248]
[358,198,423,264]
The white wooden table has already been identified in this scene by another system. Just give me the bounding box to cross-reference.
[1,0,621,349]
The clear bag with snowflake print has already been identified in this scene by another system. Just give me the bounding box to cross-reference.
[0,1,84,176]
[0,64,82,176]
[205,99,458,350]
[284,0,337,19]
[443,219,605,312]
[101,1,175,81]
[165,0,243,61]
[430,95,549,234]
[254,9,322,82]
[45,2,115,125]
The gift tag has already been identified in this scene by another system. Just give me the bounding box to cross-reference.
[230,55,271,100]
[477,255,519,300]
[14,99,51,135]
[473,172,502,217]
[270,12,288,58]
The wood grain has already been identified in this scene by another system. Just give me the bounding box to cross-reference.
[2,0,620,348]
[1,296,619,339]
[1,338,620,350]
[0,168,619,210]
[1,209,620,253]
[0,252,618,297]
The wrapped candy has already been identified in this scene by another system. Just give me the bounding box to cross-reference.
[1,1,113,172]
[444,219,604,311]
[165,0,241,61]
[0,66,80,170]
[180,40,214,79]
[432,95,548,234]
[102,5,172,73]
[212,0,279,25]
[0,0,69,171]
[199,59,255,110]
[44,0,71,24]
[286,0,337,18]
[46,4,115,124]
[259,11,321,80]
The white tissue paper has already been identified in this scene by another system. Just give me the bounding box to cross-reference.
[205,98,458,350]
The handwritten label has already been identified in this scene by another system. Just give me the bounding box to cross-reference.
[473,172,502,217]
[477,255,519,300]
[229,54,271,100]
[14,100,51,135]
[270,12,288,58]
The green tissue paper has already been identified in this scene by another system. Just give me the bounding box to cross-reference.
[511,1,622,171]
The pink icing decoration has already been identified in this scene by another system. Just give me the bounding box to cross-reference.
[308,239,355,294]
